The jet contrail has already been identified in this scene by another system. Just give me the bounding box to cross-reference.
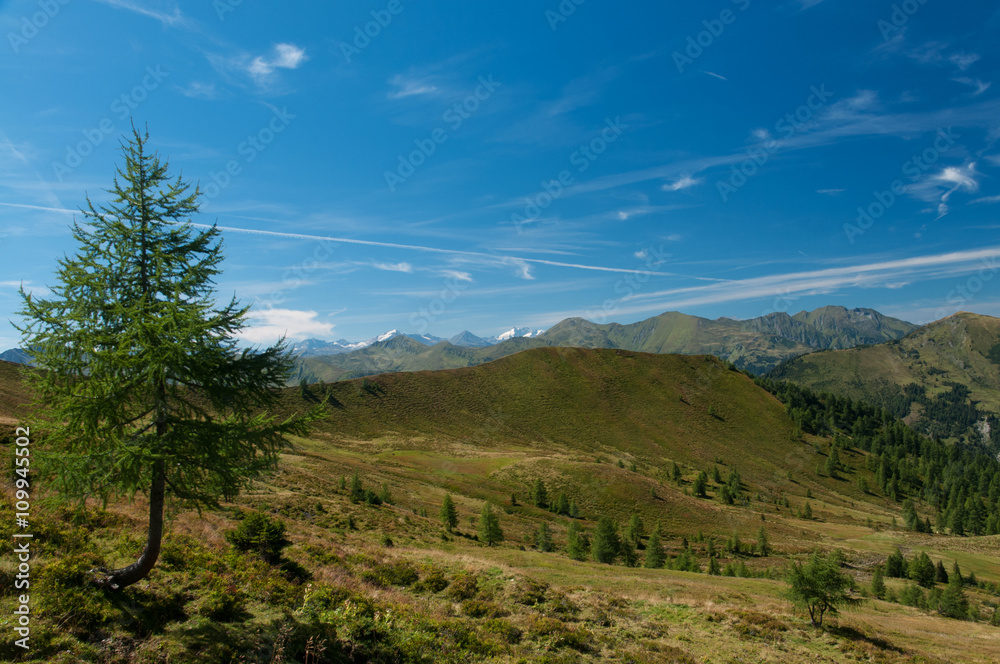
[0,201,714,279]
[186,222,710,279]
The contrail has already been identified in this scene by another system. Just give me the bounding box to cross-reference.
[187,222,708,279]
[0,201,714,279]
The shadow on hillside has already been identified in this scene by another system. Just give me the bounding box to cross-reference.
[826,624,905,654]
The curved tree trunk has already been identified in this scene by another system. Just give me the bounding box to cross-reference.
[95,459,166,591]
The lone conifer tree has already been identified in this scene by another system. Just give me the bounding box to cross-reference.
[591,516,620,564]
[16,127,321,590]
[566,520,587,561]
[440,493,458,532]
[644,522,665,569]
[478,502,504,546]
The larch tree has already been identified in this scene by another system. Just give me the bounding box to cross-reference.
[478,502,504,546]
[786,549,860,626]
[15,127,323,590]
[440,493,459,532]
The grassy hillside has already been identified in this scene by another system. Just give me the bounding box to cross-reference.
[288,306,917,384]
[771,312,1000,442]
[3,349,1000,663]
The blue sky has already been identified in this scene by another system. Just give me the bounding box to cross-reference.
[2,0,1000,349]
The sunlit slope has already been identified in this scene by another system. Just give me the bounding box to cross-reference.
[772,313,1000,413]
[290,348,808,496]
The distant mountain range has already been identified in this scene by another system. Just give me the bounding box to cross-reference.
[0,306,920,383]
[0,348,31,364]
[289,327,545,357]
[288,306,917,384]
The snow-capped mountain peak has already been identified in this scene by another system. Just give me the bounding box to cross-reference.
[493,327,545,343]
[374,329,401,344]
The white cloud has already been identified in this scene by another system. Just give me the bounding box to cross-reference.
[953,77,991,96]
[904,162,979,219]
[371,262,413,273]
[248,43,307,80]
[571,246,1000,320]
[937,163,979,192]
[238,309,334,344]
[949,52,980,71]
[177,81,218,100]
[817,188,845,195]
[441,270,473,282]
[387,74,439,100]
[94,0,190,28]
[702,71,728,81]
[662,175,702,192]
[972,195,1000,205]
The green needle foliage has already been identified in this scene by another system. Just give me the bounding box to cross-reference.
[591,516,620,564]
[478,502,504,546]
[440,493,458,532]
[15,127,323,590]
[786,549,860,626]
[644,522,665,569]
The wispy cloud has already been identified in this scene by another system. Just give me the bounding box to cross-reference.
[702,70,728,81]
[248,44,308,80]
[94,0,191,28]
[177,81,218,100]
[530,246,1000,323]
[953,77,991,96]
[932,163,979,217]
[662,175,702,192]
[371,261,414,273]
[949,52,980,71]
[387,74,439,100]
[817,188,845,195]
[972,195,1000,204]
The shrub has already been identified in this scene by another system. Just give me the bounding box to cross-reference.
[461,599,507,618]
[446,571,480,600]
[361,561,419,587]
[198,584,247,622]
[510,577,549,606]
[413,567,449,594]
[225,512,291,563]
[481,618,523,644]
[36,553,115,637]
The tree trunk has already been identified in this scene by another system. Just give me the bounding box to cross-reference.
[95,459,166,591]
